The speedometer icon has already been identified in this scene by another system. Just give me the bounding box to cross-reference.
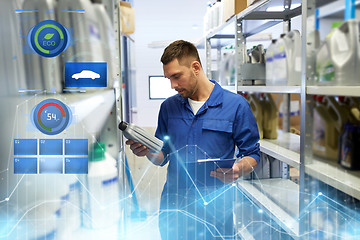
[31,99,72,135]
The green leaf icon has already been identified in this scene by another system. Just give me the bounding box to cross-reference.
[44,33,54,40]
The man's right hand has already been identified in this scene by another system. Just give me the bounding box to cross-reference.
[125,139,165,166]
[126,139,149,157]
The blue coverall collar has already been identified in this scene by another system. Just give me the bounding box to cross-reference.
[178,80,223,108]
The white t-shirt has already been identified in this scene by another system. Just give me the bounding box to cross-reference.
[188,98,205,115]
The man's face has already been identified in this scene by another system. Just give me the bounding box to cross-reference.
[163,58,198,99]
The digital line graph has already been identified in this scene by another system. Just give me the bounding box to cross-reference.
[1,95,360,240]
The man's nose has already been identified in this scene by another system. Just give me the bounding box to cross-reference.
[170,80,178,89]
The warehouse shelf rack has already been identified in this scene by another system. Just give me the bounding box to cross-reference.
[205,0,360,239]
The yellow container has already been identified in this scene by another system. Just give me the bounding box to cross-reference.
[261,93,278,139]
[313,96,338,160]
[248,94,263,139]
[313,96,347,160]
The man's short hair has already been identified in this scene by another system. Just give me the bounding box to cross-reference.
[161,40,202,67]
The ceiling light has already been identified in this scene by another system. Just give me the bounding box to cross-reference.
[266,3,301,12]
[290,3,301,10]
[266,6,285,12]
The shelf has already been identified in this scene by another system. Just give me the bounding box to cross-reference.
[318,0,360,19]
[238,0,301,38]
[237,178,299,239]
[206,16,236,39]
[237,0,301,20]
[205,0,302,43]
[238,86,301,94]
[259,130,300,169]
[307,86,360,97]
[305,157,360,201]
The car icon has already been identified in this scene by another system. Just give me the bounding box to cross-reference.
[72,70,100,80]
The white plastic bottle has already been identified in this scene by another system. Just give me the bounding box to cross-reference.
[273,34,287,85]
[265,40,277,86]
[56,177,82,239]
[316,22,342,85]
[329,19,360,86]
[82,142,120,229]
[283,30,302,86]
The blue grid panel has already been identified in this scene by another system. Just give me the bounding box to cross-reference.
[65,158,88,174]
[39,139,63,155]
[14,139,37,155]
[39,158,63,174]
[64,139,88,155]
[14,158,37,174]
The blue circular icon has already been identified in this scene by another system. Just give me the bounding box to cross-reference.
[27,20,70,58]
[31,99,72,135]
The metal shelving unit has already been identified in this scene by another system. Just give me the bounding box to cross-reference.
[206,0,360,239]
[300,0,360,238]
[204,1,303,239]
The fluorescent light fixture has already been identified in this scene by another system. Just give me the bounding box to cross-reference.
[266,3,301,12]
[290,3,301,10]
[266,5,284,12]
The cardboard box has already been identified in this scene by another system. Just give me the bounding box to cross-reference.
[235,0,247,15]
[223,0,247,22]
[119,1,135,35]
[247,0,261,7]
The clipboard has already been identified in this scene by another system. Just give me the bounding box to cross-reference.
[185,158,237,187]
[196,158,236,169]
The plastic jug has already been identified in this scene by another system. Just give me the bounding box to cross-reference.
[248,94,263,139]
[94,3,116,88]
[316,41,334,84]
[313,96,338,160]
[219,51,236,86]
[57,0,106,92]
[265,40,277,86]
[307,9,321,85]
[316,22,342,85]
[82,142,120,229]
[283,30,302,86]
[261,93,278,139]
[329,19,360,85]
[273,34,287,85]
[312,96,345,160]
[316,20,360,85]
[324,96,349,131]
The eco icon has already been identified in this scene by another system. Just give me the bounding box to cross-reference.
[27,20,70,58]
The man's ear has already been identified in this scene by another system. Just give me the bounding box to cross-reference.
[191,61,201,76]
